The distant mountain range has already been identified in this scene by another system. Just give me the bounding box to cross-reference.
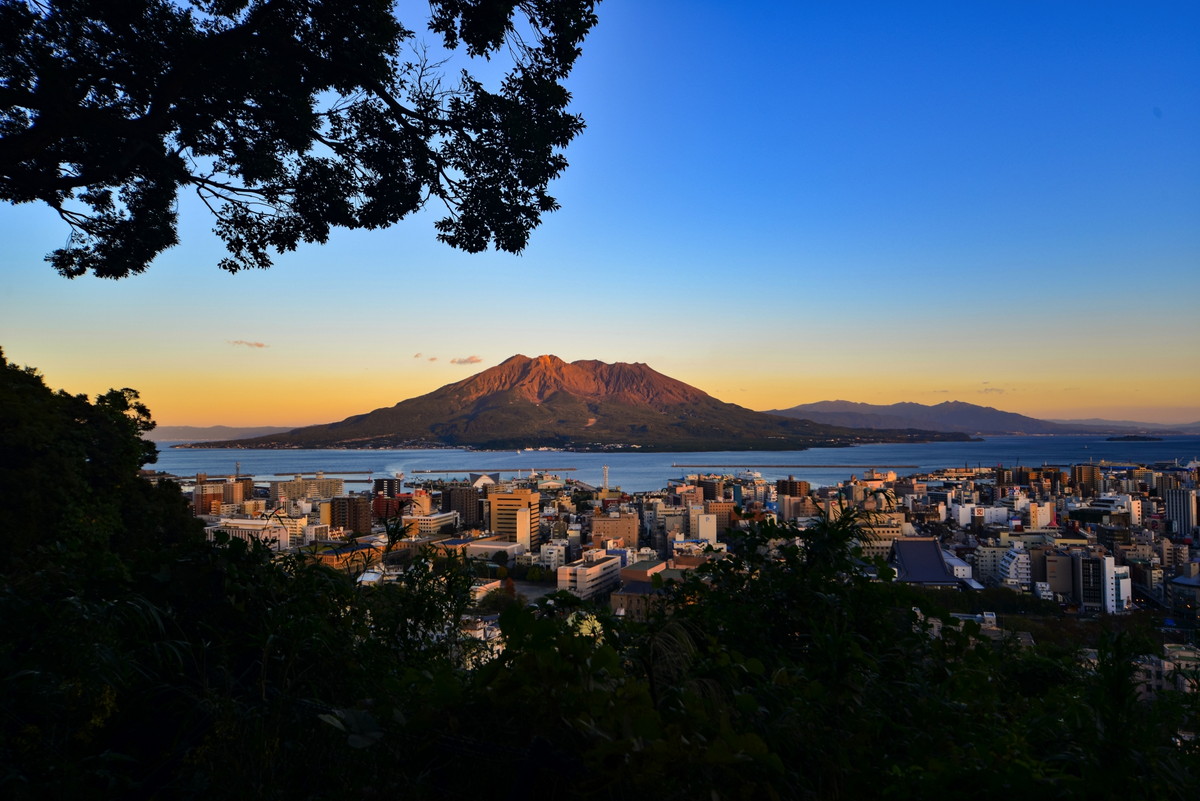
[766,400,1200,436]
[190,355,972,451]
[147,425,296,443]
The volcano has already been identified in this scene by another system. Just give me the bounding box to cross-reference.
[201,355,970,451]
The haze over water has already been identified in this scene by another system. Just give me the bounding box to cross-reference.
[154,436,1200,493]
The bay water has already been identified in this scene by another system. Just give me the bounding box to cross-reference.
[152,436,1200,492]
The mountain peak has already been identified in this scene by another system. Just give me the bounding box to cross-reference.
[446,354,710,407]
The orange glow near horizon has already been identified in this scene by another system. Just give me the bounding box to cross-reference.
[131,365,1200,428]
[8,348,1198,428]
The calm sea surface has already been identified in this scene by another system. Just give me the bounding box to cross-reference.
[152,436,1200,492]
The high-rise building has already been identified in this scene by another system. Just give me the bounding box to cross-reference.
[1071,464,1103,498]
[1073,553,1131,614]
[373,477,406,497]
[1165,488,1198,538]
[488,489,540,550]
[1155,473,1181,497]
[443,486,482,527]
[705,500,736,535]
[329,496,372,535]
[777,475,811,499]
[192,483,225,516]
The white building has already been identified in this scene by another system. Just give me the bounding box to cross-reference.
[464,540,525,566]
[538,541,571,571]
[1074,553,1133,614]
[557,551,622,600]
[402,510,460,536]
[997,541,1032,592]
[1027,502,1055,530]
[942,550,973,580]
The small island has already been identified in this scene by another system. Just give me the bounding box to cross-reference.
[1106,435,1162,442]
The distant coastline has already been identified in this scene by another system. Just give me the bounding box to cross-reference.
[170,435,981,453]
[149,435,1200,493]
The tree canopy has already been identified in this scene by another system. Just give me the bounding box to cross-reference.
[0,0,599,278]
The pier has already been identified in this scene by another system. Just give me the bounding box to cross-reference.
[671,463,919,469]
[412,467,578,473]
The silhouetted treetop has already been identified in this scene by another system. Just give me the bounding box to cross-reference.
[0,0,599,278]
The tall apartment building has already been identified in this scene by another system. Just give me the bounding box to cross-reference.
[270,474,345,505]
[705,500,736,535]
[1071,464,1103,498]
[776,476,811,499]
[192,483,225,516]
[1165,488,1198,538]
[443,485,483,527]
[971,544,1010,585]
[1155,473,1181,496]
[997,542,1032,591]
[329,496,372,535]
[372,477,406,497]
[488,488,540,550]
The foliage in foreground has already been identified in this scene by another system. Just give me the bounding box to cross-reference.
[1,351,1198,799]
[0,1,599,278]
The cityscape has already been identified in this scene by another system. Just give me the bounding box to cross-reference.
[180,457,1200,633]
[3,1,1199,797]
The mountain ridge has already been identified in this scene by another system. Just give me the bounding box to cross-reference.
[767,400,1200,435]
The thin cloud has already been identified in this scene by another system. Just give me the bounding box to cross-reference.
[451,355,482,365]
[932,389,950,394]
[229,340,268,349]
[428,356,438,362]
[979,387,1006,395]
[412,352,422,359]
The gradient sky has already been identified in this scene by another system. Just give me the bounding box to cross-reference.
[2,1,1198,426]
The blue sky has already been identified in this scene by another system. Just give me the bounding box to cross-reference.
[1,1,1197,425]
